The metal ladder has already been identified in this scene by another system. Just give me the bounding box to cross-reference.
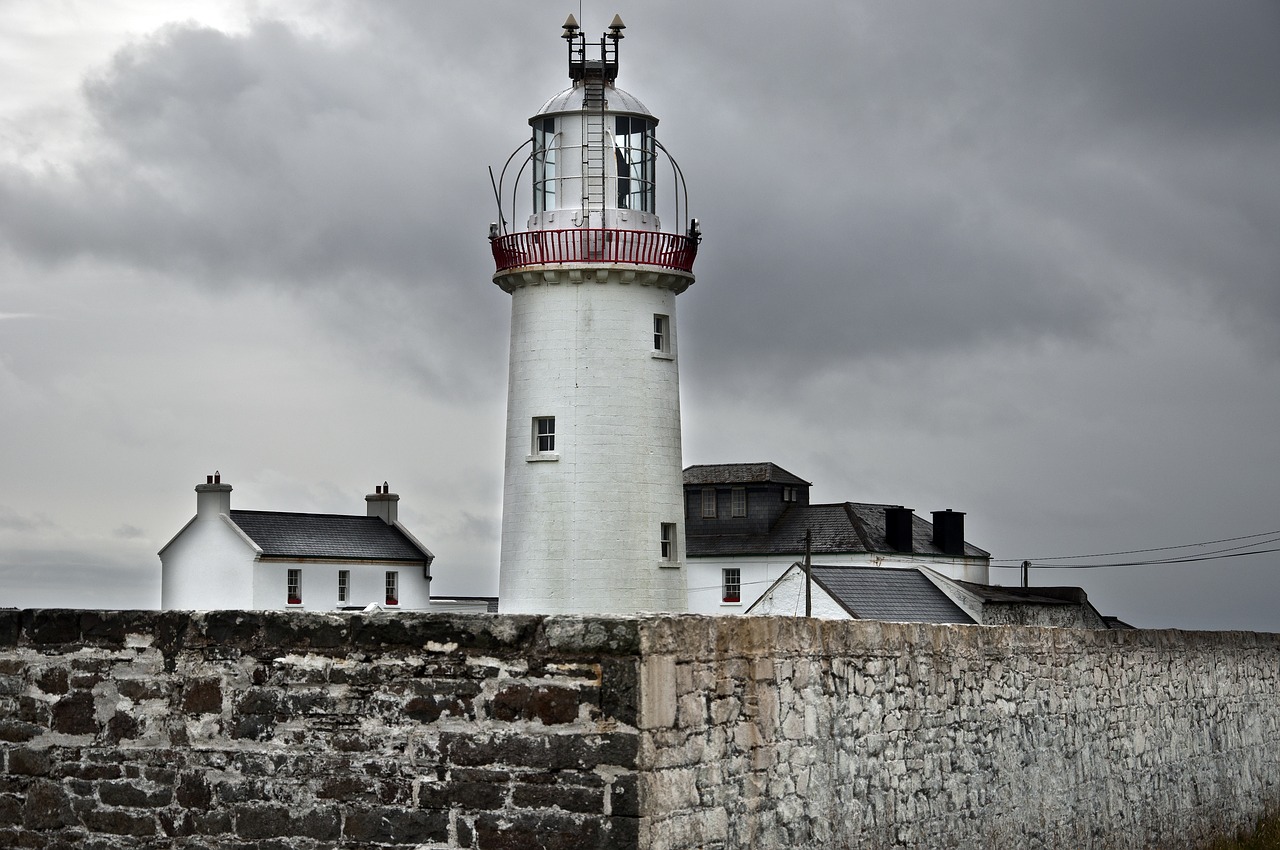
[580,78,607,228]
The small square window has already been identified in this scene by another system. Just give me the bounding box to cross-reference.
[653,314,670,352]
[660,523,676,560]
[731,487,747,517]
[701,488,716,519]
[385,571,399,606]
[723,568,741,603]
[534,416,556,454]
[337,570,350,603]
[287,569,302,605]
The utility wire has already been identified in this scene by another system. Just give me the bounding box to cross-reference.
[990,528,1280,564]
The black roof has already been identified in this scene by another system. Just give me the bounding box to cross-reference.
[683,463,810,487]
[687,502,989,559]
[229,510,431,562]
[759,565,975,624]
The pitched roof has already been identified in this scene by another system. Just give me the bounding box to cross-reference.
[768,565,975,624]
[686,502,990,559]
[229,510,431,562]
[683,463,810,487]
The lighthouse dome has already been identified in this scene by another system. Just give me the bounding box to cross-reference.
[533,84,655,122]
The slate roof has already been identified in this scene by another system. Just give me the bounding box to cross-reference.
[686,502,990,559]
[229,511,431,562]
[809,565,975,624]
[683,463,810,487]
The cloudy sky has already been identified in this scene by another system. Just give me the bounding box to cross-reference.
[1,1,1277,630]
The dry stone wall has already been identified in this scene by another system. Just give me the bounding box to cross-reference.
[2,610,1279,849]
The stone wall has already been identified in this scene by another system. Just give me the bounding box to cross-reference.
[0,610,642,849]
[637,617,1280,850]
[2,611,1279,849]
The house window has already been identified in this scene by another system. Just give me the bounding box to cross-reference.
[534,417,555,454]
[723,568,741,603]
[660,523,675,560]
[782,486,797,503]
[287,569,302,605]
[653,314,669,352]
[701,488,716,519]
[731,487,747,517]
[385,571,399,606]
[337,570,350,603]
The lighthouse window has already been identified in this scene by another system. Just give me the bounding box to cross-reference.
[653,314,669,352]
[534,416,556,454]
[614,115,655,212]
[533,117,557,214]
[660,523,676,560]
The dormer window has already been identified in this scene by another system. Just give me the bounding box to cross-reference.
[701,488,717,519]
[731,487,747,517]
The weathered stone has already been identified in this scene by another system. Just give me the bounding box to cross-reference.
[491,684,581,725]
[81,808,155,837]
[7,749,50,777]
[343,807,447,844]
[180,678,222,714]
[22,780,77,830]
[50,692,96,735]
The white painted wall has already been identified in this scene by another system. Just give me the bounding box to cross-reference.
[746,565,849,619]
[498,272,688,614]
[250,560,432,612]
[160,514,256,610]
[687,552,990,615]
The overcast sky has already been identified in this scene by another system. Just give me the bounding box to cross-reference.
[1,1,1277,630]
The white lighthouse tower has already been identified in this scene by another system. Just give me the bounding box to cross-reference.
[490,15,700,614]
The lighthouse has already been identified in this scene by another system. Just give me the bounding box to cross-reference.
[489,15,700,614]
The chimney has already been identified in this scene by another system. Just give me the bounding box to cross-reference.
[883,506,914,552]
[195,471,232,518]
[931,509,966,556]
[366,481,399,524]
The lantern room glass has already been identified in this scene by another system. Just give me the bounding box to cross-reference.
[533,117,557,214]
[614,115,655,212]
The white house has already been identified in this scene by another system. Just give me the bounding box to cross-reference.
[160,473,488,613]
[683,463,992,615]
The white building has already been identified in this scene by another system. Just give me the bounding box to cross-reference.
[683,463,992,615]
[160,473,488,613]
[490,16,699,614]
[748,563,1118,629]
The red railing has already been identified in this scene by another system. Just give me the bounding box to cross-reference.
[490,228,698,274]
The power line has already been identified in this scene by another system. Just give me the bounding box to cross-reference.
[991,545,1280,570]
[990,528,1280,564]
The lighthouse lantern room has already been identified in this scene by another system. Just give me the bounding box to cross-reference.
[490,15,700,614]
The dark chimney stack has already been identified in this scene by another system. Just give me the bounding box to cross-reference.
[884,506,915,552]
[931,509,966,556]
